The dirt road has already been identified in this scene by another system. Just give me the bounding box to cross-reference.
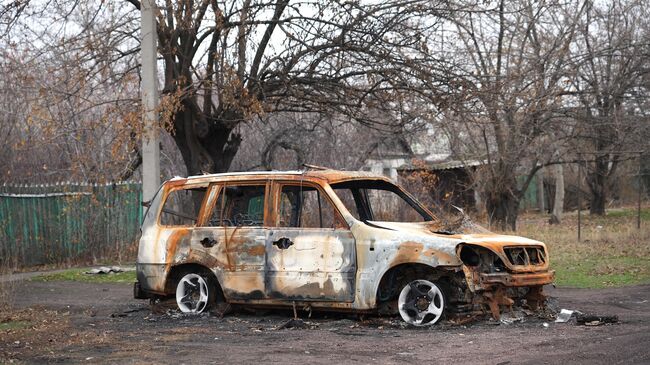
[1,280,649,364]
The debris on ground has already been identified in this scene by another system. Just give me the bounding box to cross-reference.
[276,318,310,330]
[109,307,148,318]
[499,311,526,325]
[84,266,134,275]
[576,314,619,326]
[555,309,576,323]
[448,315,481,326]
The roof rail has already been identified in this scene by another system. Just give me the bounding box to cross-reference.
[302,163,330,171]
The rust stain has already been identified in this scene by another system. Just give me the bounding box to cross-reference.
[480,287,514,320]
[245,244,266,256]
[221,273,265,299]
[166,178,189,187]
[165,228,190,264]
[389,241,424,266]
[223,229,251,269]
[422,248,454,265]
[187,249,222,269]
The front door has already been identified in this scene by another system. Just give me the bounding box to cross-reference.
[266,182,356,302]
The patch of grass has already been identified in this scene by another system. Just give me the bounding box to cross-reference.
[31,268,136,284]
[552,257,650,288]
[511,206,650,289]
[0,320,30,331]
[605,207,650,220]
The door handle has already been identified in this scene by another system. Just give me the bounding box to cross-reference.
[200,237,217,248]
[272,237,294,249]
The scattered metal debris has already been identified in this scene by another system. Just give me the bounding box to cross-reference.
[577,314,618,326]
[499,310,526,325]
[555,309,576,323]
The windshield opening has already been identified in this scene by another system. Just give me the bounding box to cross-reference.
[331,179,434,223]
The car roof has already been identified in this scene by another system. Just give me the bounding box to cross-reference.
[167,169,390,185]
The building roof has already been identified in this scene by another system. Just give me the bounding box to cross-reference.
[399,159,485,172]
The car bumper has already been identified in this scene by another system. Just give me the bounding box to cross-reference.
[135,263,169,297]
[133,281,151,299]
[479,270,555,287]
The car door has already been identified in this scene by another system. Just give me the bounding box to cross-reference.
[191,181,270,300]
[265,181,356,302]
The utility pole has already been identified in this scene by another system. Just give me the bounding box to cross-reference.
[141,0,160,206]
[577,153,582,242]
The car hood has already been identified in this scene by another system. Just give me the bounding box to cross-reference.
[366,220,544,248]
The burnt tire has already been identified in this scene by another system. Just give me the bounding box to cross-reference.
[397,279,446,326]
[175,272,217,314]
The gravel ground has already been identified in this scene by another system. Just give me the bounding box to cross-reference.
[1,280,648,364]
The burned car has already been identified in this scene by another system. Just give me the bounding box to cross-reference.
[134,169,554,326]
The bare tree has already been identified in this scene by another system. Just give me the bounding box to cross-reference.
[434,0,586,230]
[567,0,650,215]
[0,2,143,183]
[1,1,456,179]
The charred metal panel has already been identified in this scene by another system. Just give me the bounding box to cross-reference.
[137,227,186,293]
[135,263,167,294]
[350,221,462,310]
[265,230,356,302]
[190,226,269,300]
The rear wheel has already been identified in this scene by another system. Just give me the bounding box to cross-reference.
[175,273,215,313]
[397,279,445,326]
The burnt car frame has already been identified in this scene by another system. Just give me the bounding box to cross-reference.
[134,170,554,326]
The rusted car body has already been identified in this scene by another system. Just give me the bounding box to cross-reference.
[134,170,554,325]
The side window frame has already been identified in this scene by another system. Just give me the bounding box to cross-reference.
[157,183,210,228]
[200,180,271,228]
[272,180,349,230]
[197,183,223,227]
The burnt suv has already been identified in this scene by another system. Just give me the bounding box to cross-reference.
[134,169,554,326]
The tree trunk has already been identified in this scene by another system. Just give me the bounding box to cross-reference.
[590,188,606,215]
[587,155,609,215]
[550,163,564,224]
[485,190,519,231]
[474,189,484,215]
[171,105,242,176]
[536,170,545,212]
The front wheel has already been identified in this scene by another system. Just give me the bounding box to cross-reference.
[175,273,214,313]
[398,279,445,326]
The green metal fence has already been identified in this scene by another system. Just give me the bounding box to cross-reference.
[0,182,142,268]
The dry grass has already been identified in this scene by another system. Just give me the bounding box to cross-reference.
[0,282,14,313]
[500,207,650,288]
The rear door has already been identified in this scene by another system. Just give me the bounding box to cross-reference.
[266,181,356,302]
[192,181,270,300]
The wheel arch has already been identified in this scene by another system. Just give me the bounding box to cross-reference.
[374,262,455,305]
[165,262,223,296]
